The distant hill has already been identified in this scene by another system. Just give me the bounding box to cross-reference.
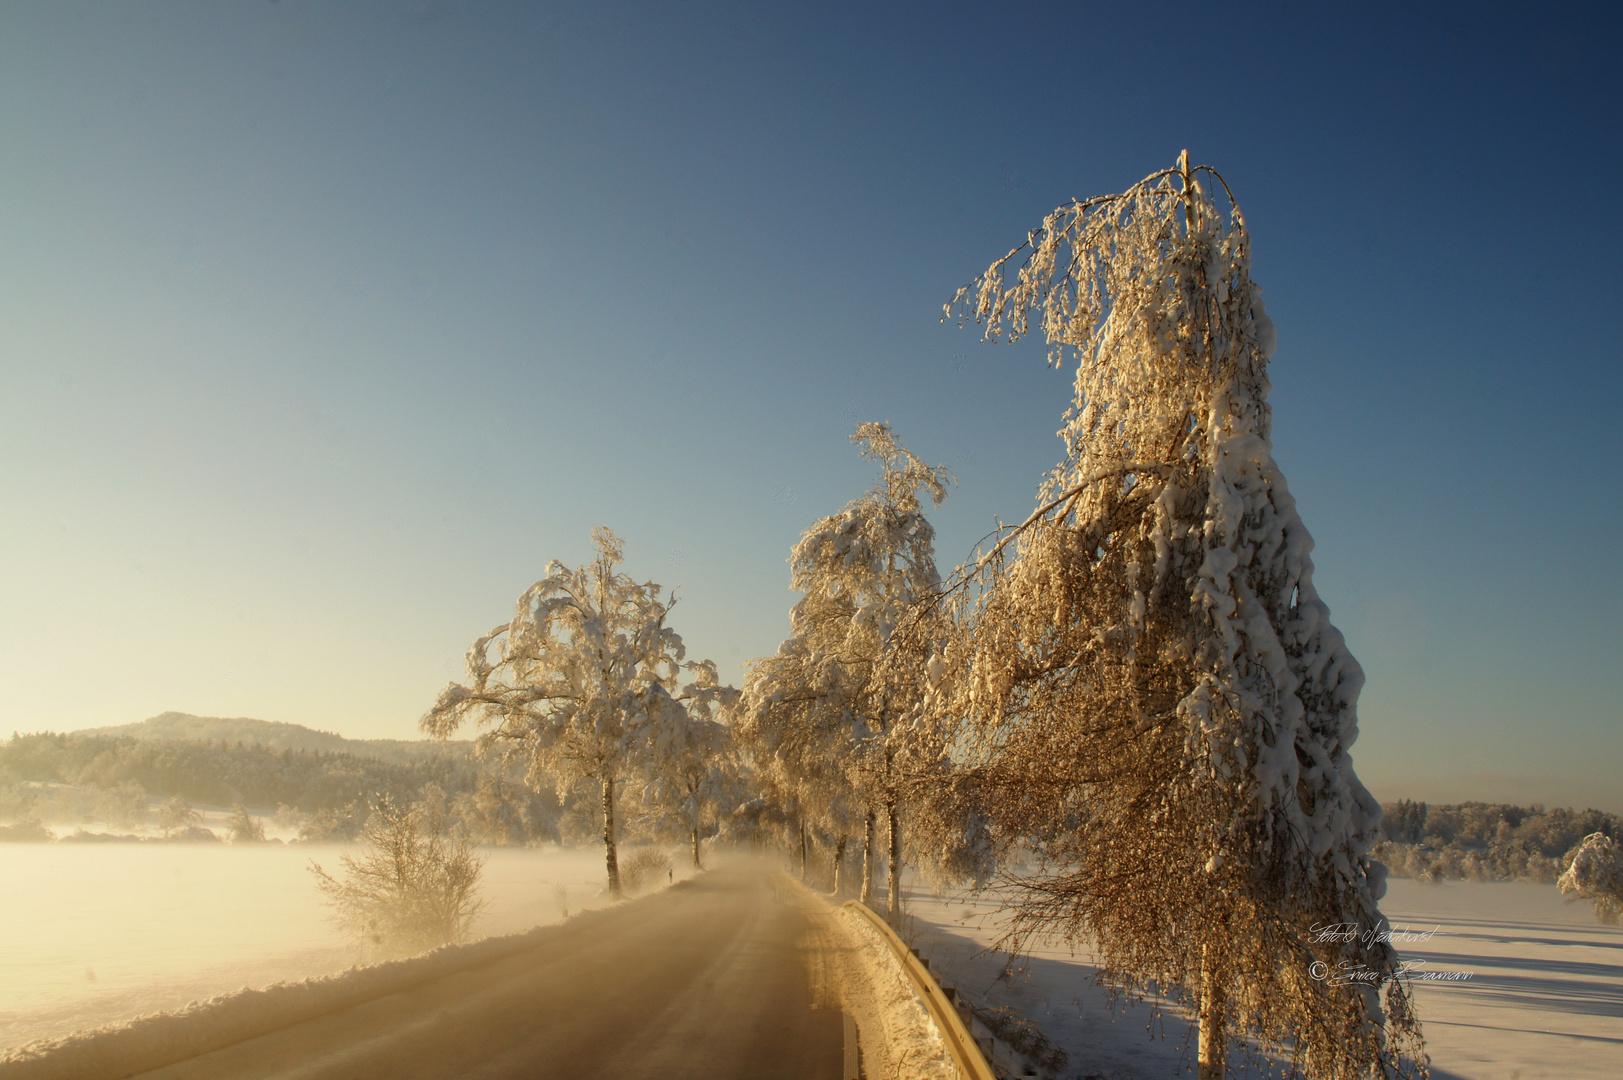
[74,712,474,766]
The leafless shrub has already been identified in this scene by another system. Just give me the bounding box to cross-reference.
[618,847,672,895]
[1558,832,1623,924]
[226,802,266,843]
[309,795,485,957]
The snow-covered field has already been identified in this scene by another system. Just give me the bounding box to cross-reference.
[0,843,655,1052]
[900,877,1623,1080]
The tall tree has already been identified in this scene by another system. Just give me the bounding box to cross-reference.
[936,154,1425,1079]
[424,528,725,898]
[740,422,949,920]
[642,660,742,870]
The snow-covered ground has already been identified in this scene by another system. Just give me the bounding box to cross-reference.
[0,843,672,1052]
[899,876,1623,1080]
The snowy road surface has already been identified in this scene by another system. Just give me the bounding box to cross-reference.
[127,862,843,1080]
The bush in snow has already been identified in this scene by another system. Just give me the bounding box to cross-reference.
[618,847,673,895]
[931,154,1424,1080]
[298,803,366,843]
[0,818,53,842]
[309,795,485,957]
[157,795,201,838]
[225,802,266,843]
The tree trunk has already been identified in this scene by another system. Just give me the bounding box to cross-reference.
[861,809,875,904]
[832,834,848,895]
[798,818,808,881]
[691,823,703,870]
[602,775,621,899]
[1198,948,1225,1080]
[886,798,901,924]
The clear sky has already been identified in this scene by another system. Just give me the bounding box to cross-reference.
[2,2,1618,813]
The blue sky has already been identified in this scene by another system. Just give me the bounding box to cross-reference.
[2,2,1618,812]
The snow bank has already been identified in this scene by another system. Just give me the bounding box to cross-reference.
[830,904,956,1080]
[0,906,620,1080]
[776,874,956,1080]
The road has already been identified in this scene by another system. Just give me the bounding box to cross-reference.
[132,861,846,1080]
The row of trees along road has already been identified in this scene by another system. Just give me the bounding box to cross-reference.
[736,422,953,922]
[415,155,1426,1080]
[423,527,737,898]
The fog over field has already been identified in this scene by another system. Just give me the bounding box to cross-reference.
[0,844,627,1050]
[5,843,1618,1080]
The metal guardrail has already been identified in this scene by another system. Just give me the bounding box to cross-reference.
[842,900,999,1080]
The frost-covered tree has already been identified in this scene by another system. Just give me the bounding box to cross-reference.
[423,528,729,898]
[1558,831,1623,923]
[936,154,1424,1079]
[158,795,201,838]
[225,802,266,843]
[642,662,742,869]
[451,774,553,846]
[740,422,950,919]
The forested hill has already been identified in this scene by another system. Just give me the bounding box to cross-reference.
[1,730,482,815]
[74,712,473,766]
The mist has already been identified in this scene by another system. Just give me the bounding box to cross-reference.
[0,843,622,1048]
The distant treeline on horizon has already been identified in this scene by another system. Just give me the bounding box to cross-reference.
[0,726,649,847]
[0,729,478,816]
[4,720,1617,884]
[1375,799,1619,884]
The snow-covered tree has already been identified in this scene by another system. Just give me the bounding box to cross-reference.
[740,422,950,919]
[158,795,201,838]
[451,774,554,846]
[936,154,1424,1079]
[423,527,728,898]
[1558,831,1623,923]
[642,661,742,869]
[225,802,266,843]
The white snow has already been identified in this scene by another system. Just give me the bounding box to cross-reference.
[898,874,1623,1080]
[818,897,955,1080]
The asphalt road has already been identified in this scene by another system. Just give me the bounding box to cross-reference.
[133,861,845,1080]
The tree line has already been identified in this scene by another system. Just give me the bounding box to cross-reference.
[0,731,477,816]
[1375,799,1618,883]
